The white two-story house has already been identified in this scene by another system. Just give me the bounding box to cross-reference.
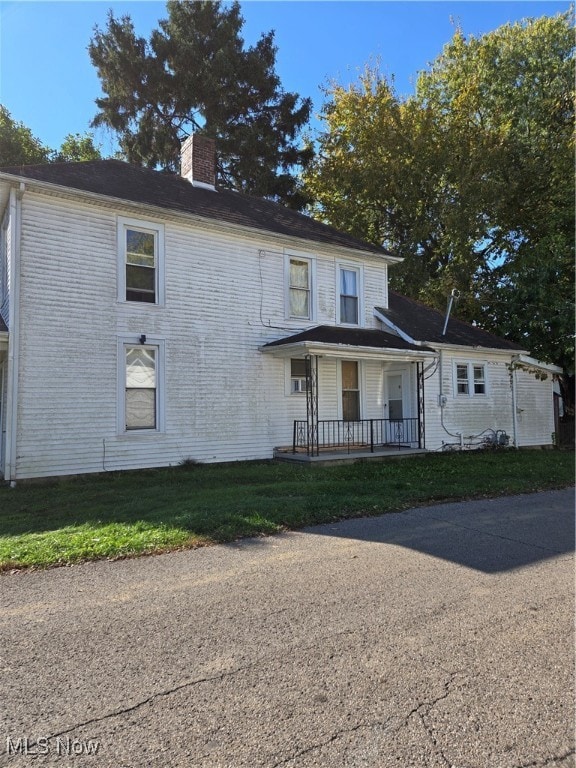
[0,135,559,481]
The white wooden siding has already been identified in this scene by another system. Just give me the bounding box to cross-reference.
[421,350,555,450]
[13,190,394,477]
[10,188,555,478]
[514,367,555,446]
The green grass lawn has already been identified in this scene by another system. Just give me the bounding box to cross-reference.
[0,449,573,570]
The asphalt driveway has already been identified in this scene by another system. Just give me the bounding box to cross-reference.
[0,488,574,767]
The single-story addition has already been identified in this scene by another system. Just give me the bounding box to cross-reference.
[0,135,561,480]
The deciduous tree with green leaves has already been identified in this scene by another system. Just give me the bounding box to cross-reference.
[51,133,103,163]
[305,12,574,392]
[0,106,103,166]
[0,106,50,166]
[89,0,312,208]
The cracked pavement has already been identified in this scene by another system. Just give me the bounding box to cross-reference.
[0,488,574,767]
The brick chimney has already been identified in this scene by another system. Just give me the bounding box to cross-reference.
[180,134,216,190]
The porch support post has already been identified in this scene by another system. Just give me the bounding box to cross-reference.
[417,361,425,449]
[305,354,319,456]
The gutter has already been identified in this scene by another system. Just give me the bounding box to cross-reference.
[260,340,436,362]
[512,354,563,375]
[510,364,519,448]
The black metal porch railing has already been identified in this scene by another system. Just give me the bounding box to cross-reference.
[292,418,421,455]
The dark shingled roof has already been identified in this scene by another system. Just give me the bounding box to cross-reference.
[377,292,525,351]
[263,325,433,353]
[0,315,7,333]
[0,160,393,258]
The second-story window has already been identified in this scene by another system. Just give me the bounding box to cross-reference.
[126,228,156,303]
[288,257,311,319]
[118,217,165,305]
[340,267,359,325]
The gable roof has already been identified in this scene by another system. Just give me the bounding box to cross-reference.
[0,160,396,260]
[376,292,525,351]
[263,325,433,353]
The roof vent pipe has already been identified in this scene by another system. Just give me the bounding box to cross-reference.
[442,289,460,336]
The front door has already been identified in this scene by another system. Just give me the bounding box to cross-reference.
[342,361,360,421]
[387,373,404,421]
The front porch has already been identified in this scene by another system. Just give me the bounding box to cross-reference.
[273,416,426,464]
[275,443,426,466]
[261,324,437,464]
[296,416,421,452]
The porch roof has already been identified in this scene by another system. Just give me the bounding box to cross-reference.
[261,325,436,360]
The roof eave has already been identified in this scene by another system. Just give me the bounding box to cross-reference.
[428,340,528,355]
[512,354,563,374]
[0,171,399,263]
[260,340,436,361]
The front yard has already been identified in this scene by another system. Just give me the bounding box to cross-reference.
[0,449,573,570]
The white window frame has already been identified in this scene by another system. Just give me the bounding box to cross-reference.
[117,216,165,306]
[336,262,363,326]
[453,361,488,398]
[117,336,165,434]
[287,358,309,395]
[285,253,315,321]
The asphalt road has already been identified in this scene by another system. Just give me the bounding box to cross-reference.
[0,488,574,768]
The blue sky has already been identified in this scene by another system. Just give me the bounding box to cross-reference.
[0,1,570,156]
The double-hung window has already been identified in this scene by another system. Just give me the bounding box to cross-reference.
[118,217,164,305]
[339,266,360,325]
[119,339,164,433]
[288,256,312,319]
[455,362,486,397]
[125,346,157,429]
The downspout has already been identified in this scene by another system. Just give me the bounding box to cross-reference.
[4,184,24,484]
[510,358,519,448]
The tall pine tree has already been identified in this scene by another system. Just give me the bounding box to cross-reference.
[89,1,312,208]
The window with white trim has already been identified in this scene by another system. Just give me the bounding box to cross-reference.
[339,266,360,325]
[125,346,157,429]
[455,362,487,397]
[119,339,164,433]
[287,256,312,319]
[118,217,164,304]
